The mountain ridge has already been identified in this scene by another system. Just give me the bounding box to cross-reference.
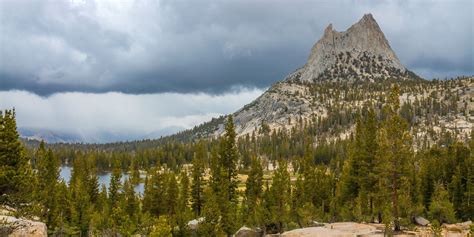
[164,14,472,145]
[27,14,473,147]
[208,14,421,138]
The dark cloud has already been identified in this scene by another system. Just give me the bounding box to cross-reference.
[0,89,264,142]
[0,0,472,96]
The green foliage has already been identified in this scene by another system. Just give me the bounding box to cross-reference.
[199,188,224,236]
[429,183,457,224]
[269,160,291,233]
[2,78,473,235]
[191,142,206,217]
[220,115,239,204]
[244,156,264,227]
[174,170,192,236]
[143,167,167,216]
[149,216,172,237]
[35,142,62,229]
[376,86,415,231]
[0,109,35,210]
[109,161,122,209]
[212,115,240,236]
[335,108,380,222]
[430,220,442,237]
[291,175,313,228]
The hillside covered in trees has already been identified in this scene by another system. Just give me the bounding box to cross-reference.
[2,84,473,236]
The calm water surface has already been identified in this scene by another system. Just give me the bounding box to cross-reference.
[60,166,145,195]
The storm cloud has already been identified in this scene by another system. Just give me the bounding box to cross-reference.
[0,89,263,143]
[0,0,472,142]
[1,0,472,96]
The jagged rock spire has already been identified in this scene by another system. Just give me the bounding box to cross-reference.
[299,13,406,82]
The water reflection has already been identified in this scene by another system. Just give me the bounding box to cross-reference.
[60,166,145,195]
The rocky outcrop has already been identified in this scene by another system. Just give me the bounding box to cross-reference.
[300,13,406,82]
[442,221,472,236]
[211,14,415,138]
[0,215,47,237]
[234,226,262,237]
[213,81,318,137]
[187,217,204,230]
[182,13,472,148]
[280,222,378,237]
[275,221,473,237]
[414,216,430,226]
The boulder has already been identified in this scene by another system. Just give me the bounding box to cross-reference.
[234,226,262,237]
[443,221,472,234]
[442,224,463,233]
[0,215,47,237]
[457,220,472,230]
[414,216,430,226]
[311,221,325,227]
[187,217,204,230]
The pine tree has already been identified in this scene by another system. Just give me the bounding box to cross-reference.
[143,173,153,214]
[270,160,291,233]
[220,115,239,202]
[130,158,141,185]
[335,108,379,222]
[291,174,312,227]
[429,183,457,224]
[123,178,139,219]
[179,170,190,210]
[144,167,167,216]
[335,151,358,220]
[70,177,92,236]
[0,109,35,210]
[109,161,123,209]
[149,216,172,237]
[244,156,264,227]
[191,143,206,217]
[261,181,275,234]
[360,108,378,221]
[199,188,224,236]
[175,170,191,236]
[217,115,240,236]
[53,181,74,235]
[165,173,179,216]
[376,86,414,231]
[90,184,110,235]
[462,148,474,220]
[84,153,100,204]
[36,142,61,228]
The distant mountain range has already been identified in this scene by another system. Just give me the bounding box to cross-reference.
[19,127,84,144]
[19,126,186,144]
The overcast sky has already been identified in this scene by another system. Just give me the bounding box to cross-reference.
[0,0,472,142]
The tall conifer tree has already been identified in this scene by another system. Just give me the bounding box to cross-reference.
[0,109,35,209]
[191,142,206,217]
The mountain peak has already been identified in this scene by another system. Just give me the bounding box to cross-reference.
[324,23,333,35]
[361,13,375,23]
[298,13,407,82]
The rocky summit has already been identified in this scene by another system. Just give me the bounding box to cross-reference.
[299,13,407,82]
[179,14,472,146]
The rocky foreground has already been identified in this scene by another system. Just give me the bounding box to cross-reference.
[234,222,473,237]
[0,206,47,237]
[0,214,471,237]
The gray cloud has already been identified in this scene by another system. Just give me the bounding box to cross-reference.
[0,0,472,96]
[0,89,263,143]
